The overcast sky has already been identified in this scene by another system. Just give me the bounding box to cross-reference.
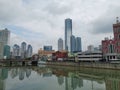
[0,0,120,53]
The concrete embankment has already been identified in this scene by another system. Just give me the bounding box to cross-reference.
[46,62,120,70]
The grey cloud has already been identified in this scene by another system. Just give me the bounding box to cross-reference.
[0,0,27,24]
[1,0,120,52]
[43,1,73,15]
[91,19,113,34]
[91,5,120,34]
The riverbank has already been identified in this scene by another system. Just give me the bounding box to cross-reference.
[46,61,120,70]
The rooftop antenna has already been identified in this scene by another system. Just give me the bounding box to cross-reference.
[116,17,119,24]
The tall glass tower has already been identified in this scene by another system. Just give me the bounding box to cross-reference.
[0,28,10,59]
[13,44,20,59]
[21,42,27,59]
[76,37,82,52]
[71,35,76,53]
[26,44,33,58]
[58,38,63,51]
[65,18,72,52]
[3,45,10,59]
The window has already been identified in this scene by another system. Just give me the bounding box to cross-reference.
[118,27,120,33]
[109,44,114,53]
[118,34,120,39]
[116,42,120,46]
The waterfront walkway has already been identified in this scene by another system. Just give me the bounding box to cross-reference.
[46,61,120,70]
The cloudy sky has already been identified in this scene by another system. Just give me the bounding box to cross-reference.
[0,0,120,53]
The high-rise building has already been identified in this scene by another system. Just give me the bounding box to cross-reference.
[58,38,63,51]
[71,36,82,53]
[0,28,10,59]
[21,42,27,59]
[71,35,76,52]
[0,42,4,59]
[26,44,33,58]
[44,46,52,51]
[65,18,72,52]
[76,37,82,52]
[13,44,20,59]
[3,45,10,59]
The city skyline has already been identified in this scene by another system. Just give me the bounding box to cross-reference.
[0,0,120,53]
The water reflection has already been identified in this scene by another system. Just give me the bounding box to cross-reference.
[0,66,120,90]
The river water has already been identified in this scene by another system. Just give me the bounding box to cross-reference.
[0,65,120,90]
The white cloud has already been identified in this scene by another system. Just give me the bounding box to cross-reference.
[0,0,120,53]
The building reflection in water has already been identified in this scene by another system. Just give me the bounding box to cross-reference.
[106,79,120,90]
[18,68,32,80]
[1,66,120,90]
[0,68,8,90]
[10,68,32,80]
[26,68,31,78]
[65,77,83,90]
[11,68,18,79]
[57,76,64,86]
[19,68,25,80]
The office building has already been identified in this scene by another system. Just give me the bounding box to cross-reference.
[21,42,27,59]
[71,36,82,53]
[58,38,63,51]
[76,37,82,52]
[71,35,76,52]
[65,18,72,52]
[44,46,52,51]
[0,28,10,59]
[3,45,10,59]
[26,44,33,58]
[13,44,20,59]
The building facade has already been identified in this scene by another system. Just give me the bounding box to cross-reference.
[21,42,27,59]
[26,44,33,58]
[52,51,68,61]
[71,35,76,52]
[87,45,94,52]
[58,38,63,51]
[71,36,82,53]
[102,18,120,61]
[38,48,55,61]
[44,46,52,51]
[13,44,20,59]
[76,37,82,52]
[65,18,72,52]
[0,28,10,59]
[3,45,10,59]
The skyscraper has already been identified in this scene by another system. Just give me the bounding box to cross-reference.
[3,45,10,59]
[26,44,33,58]
[76,37,82,52]
[71,36,82,52]
[21,42,27,59]
[0,28,10,59]
[58,38,63,51]
[65,18,72,52]
[71,35,76,52]
[13,44,20,59]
